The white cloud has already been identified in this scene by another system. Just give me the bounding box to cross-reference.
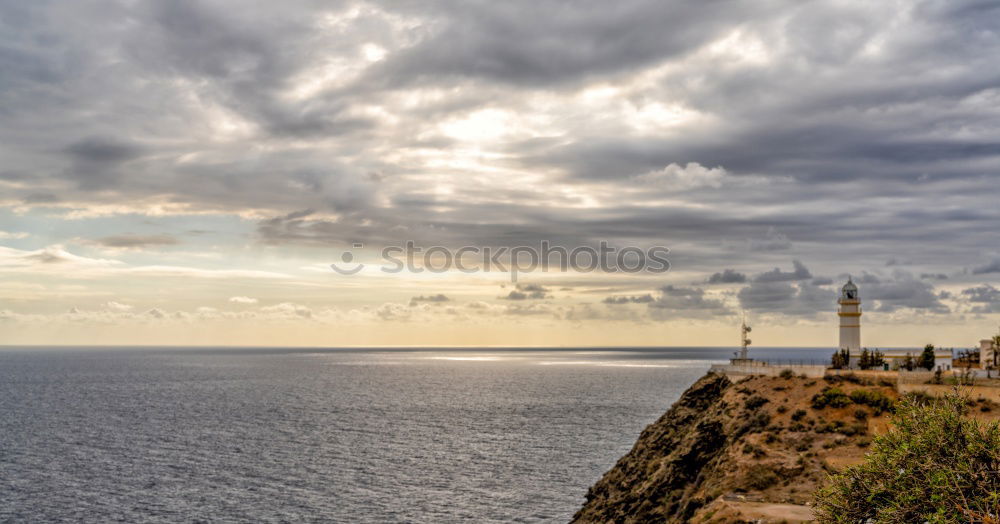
[634,162,728,190]
[105,301,133,312]
[0,230,29,239]
[0,245,288,280]
[259,302,313,319]
[228,296,259,304]
[0,245,122,270]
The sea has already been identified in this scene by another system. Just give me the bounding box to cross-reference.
[0,346,827,523]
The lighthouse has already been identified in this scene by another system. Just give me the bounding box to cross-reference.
[838,277,861,354]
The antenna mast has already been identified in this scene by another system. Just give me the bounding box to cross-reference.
[739,311,752,361]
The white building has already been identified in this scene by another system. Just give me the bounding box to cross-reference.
[836,277,952,370]
[838,278,861,354]
[880,348,953,371]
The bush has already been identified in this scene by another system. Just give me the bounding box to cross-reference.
[901,390,933,406]
[811,387,852,409]
[813,393,1000,523]
[742,442,765,458]
[791,409,807,421]
[743,464,780,490]
[837,423,866,437]
[779,368,795,379]
[745,395,770,410]
[742,411,771,434]
[848,389,895,415]
[853,408,868,421]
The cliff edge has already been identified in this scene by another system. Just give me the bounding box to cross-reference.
[573,371,909,523]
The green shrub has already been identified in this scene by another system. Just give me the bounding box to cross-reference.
[811,387,852,409]
[836,423,865,437]
[791,409,807,421]
[779,368,795,379]
[848,389,895,415]
[853,408,868,421]
[814,393,1000,523]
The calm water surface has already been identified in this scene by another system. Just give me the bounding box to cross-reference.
[0,346,823,523]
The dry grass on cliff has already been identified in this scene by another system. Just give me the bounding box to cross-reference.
[574,371,1000,524]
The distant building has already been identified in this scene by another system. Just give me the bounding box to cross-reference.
[836,277,952,370]
[878,348,952,371]
[837,278,861,354]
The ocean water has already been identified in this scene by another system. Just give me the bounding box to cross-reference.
[0,346,823,523]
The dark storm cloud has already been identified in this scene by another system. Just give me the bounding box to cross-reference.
[648,285,730,317]
[962,285,1000,314]
[973,260,1000,275]
[707,269,746,284]
[129,0,372,138]
[409,294,450,306]
[500,284,550,301]
[865,277,949,314]
[754,260,812,283]
[63,136,146,188]
[65,137,144,164]
[736,263,949,317]
[962,285,1000,303]
[854,273,882,285]
[364,0,771,88]
[738,279,834,317]
[603,294,655,305]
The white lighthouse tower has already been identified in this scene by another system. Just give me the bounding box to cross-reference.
[838,277,862,355]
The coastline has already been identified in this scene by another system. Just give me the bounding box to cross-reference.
[572,370,1000,523]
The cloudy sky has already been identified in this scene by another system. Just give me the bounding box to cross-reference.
[2,0,999,347]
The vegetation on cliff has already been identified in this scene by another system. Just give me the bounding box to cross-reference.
[814,393,1000,523]
[573,372,901,523]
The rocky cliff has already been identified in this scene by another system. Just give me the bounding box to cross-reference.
[573,371,907,523]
